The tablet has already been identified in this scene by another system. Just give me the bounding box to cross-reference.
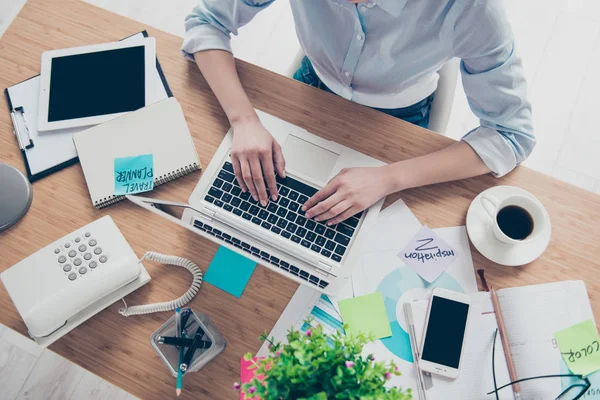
[38,38,157,131]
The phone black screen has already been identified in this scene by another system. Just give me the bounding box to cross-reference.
[48,46,146,122]
[421,296,469,368]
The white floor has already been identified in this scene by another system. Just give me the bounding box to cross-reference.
[0,323,137,400]
[0,0,599,398]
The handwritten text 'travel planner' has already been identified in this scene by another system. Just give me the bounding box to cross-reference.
[114,154,155,195]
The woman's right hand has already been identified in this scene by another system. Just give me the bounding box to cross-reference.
[230,116,286,207]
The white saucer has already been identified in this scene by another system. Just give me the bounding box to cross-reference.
[466,185,551,266]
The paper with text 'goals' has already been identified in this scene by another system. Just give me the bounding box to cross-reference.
[339,292,392,340]
[114,154,154,195]
[555,319,600,377]
[398,225,457,283]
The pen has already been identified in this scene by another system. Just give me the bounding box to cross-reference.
[158,336,211,348]
[490,287,520,400]
[180,308,192,331]
[403,302,427,400]
[175,308,184,397]
[182,326,210,371]
[175,307,182,339]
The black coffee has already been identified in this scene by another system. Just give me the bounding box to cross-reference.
[496,205,534,240]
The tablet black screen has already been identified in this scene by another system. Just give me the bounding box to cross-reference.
[48,46,146,122]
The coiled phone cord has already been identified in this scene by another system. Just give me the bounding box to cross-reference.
[118,251,203,317]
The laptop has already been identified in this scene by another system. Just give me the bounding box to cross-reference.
[128,110,385,295]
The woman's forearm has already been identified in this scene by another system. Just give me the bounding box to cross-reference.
[193,50,258,126]
[384,141,492,193]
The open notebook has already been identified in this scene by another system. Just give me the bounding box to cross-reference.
[409,280,593,399]
[73,97,200,208]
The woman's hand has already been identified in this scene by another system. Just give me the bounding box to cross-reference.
[230,116,286,207]
[302,166,395,226]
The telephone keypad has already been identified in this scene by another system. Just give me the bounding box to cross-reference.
[56,234,107,281]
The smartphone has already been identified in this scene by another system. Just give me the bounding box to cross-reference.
[419,287,470,379]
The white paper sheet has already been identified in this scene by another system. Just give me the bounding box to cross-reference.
[412,295,514,399]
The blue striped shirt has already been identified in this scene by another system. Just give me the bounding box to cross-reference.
[182,0,535,177]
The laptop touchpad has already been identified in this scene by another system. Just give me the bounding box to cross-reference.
[282,135,338,185]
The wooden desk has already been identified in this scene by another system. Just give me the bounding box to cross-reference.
[1,0,599,398]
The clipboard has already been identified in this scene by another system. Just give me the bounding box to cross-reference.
[4,30,173,182]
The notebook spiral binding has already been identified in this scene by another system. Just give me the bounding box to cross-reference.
[94,162,200,209]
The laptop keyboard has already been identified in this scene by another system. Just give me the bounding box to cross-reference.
[204,162,362,264]
[192,219,329,289]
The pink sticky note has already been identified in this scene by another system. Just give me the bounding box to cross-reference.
[240,357,266,400]
[398,226,457,282]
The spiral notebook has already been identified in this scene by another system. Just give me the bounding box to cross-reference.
[73,97,200,208]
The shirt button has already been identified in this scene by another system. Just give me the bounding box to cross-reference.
[360,5,367,12]
[344,71,350,77]
[357,34,364,41]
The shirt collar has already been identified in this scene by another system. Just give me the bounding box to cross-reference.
[375,0,408,17]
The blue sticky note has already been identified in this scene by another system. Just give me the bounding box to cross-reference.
[204,246,257,298]
[114,154,155,195]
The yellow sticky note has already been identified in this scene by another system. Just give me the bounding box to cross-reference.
[339,292,392,340]
[555,319,600,376]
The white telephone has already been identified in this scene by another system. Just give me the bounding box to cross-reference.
[1,216,151,347]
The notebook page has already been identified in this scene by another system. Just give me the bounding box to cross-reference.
[413,294,513,399]
[73,97,199,205]
[497,280,592,399]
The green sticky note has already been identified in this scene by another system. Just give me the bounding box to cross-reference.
[114,154,154,195]
[555,319,600,376]
[204,246,257,298]
[339,292,392,340]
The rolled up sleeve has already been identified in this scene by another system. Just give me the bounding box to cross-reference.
[454,1,535,177]
[182,0,275,60]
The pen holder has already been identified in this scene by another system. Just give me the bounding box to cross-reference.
[150,309,226,377]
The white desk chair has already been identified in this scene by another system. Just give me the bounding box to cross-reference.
[285,52,459,135]
[428,58,459,135]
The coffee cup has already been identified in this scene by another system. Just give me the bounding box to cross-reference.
[480,193,547,245]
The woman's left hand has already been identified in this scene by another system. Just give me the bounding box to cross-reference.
[302,166,394,226]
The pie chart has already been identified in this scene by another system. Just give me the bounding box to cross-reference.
[376,267,464,362]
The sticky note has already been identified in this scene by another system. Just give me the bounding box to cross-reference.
[114,154,154,195]
[204,246,256,298]
[240,357,266,400]
[339,292,392,340]
[398,226,457,282]
[555,319,600,376]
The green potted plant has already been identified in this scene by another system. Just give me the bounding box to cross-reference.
[235,322,412,399]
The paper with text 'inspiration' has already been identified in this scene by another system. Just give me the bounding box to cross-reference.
[339,292,392,340]
[113,154,154,195]
[555,319,600,377]
[204,246,257,298]
[398,225,457,282]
